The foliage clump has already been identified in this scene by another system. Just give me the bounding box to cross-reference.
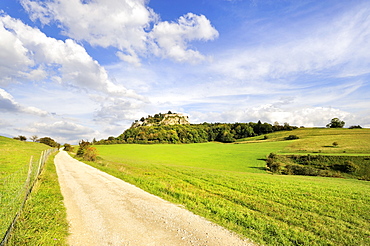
[266,153,282,173]
[76,140,98,161]
[266,154,369,180]
[326,118,345,128]
[95,117,298,145]
[13,135,27,141]
[349,125,362,129]
[285,134,299,140]
[63,143,74,152]
[38,137,59,148]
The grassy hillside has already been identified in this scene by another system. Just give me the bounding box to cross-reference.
[239,128,370,154]
[95,141,290,173]
[7,152,69,245]
[0,136,68,245]
[86,128,370,245]
[0,136,50,177]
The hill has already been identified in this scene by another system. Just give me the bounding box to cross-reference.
[95,113,297,144]
[130,112,190,128]
[0,136,51,176]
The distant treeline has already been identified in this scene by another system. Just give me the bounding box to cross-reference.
[94,121,297,144]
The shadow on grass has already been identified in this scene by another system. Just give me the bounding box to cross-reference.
[250,166,267,171]
[252,159,267,171]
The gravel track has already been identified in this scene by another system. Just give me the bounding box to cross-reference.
[54,151,255,246]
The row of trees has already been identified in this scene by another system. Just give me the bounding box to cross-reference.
[13,135,60,148]
[95,121,297,145]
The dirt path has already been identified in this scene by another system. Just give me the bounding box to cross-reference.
[54,151,255,246]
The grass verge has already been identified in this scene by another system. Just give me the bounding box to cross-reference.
[7,152,69,245]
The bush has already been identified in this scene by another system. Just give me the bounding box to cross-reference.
[285,135,299,140]
[284,164,319,176]
[348,125,362,129]
[266,153,281,173]
[38,137,59,147]
[63,143,74,152]
[83,147,98,161]
[76,140,90,157]
[343,161,358,173]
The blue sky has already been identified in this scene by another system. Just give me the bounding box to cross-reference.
[1,0,369,144]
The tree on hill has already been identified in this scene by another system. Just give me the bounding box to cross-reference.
[326,118,345,128]
[13,135,27,141]
[349,125,362,129]
[39,137,59,147]
[30,135,38,142]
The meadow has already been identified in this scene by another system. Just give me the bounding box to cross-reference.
[89,128,370,245]
[0,136,68,245]
[0,136,50,177]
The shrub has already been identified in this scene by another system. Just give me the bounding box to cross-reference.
[343,161,358,173]
[285,135,299,140]
[76,140,90,157]
[39,137,59,147]
[332,142,339,147]
[63,143,74,152]
[266,153,281,173]
[284,164,319,176]
[83,147,98,161]
[349,125,362,129]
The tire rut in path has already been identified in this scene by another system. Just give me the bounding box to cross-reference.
[54,151,255,246]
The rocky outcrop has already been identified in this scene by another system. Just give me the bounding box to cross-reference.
[130,113,190,128]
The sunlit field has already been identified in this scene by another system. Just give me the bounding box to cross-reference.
[89,129,370,245]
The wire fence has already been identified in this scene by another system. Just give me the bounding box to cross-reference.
[0,148,57,246]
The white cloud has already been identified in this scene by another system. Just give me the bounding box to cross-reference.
[150,13,219,63]
[20,0,218,64]
[20,120,98,143]
[21,0,155,64]
[0,20,34,85]
[189,105,352,127]
[0,14,143,100]
[93,96,147,125]
[0,88,48,116]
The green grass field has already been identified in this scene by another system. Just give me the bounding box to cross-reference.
[7,152,69,245]
[86,128,370,245]
[0,136,68,245]
[0,136,51,177]
[239,128,370,154]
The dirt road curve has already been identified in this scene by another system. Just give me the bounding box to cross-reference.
[54,151,255,246]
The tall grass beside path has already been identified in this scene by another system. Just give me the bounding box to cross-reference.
[7,152,69,245]
[0,137,52,244]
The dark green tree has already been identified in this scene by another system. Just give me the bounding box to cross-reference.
[326,118,345,128]
[39,137,59,147]
[14,135,27,141]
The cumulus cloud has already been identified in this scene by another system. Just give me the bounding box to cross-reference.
[189,105,352,127]
[20,120,97,143]
[0,88,48,116]
[0,20,34,85]
[149,13,219,63]
[0,14,143,100]
[20,0,218,64]
[93,96,147,125]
